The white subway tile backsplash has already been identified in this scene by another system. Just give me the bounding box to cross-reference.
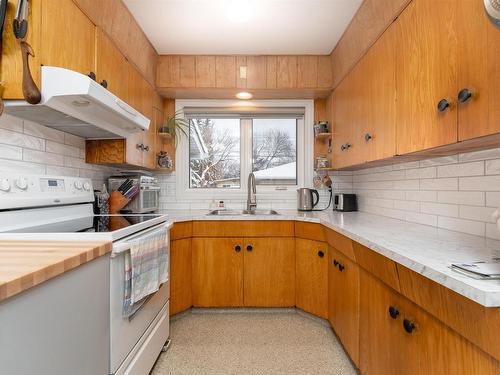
[437,217,485,237]
[0,116,115,189]
[437,161,484,178]
[350,146,500,240]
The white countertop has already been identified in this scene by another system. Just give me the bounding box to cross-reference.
[162,209,500,307]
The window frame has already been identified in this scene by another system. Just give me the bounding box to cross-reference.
[175,99,314,201]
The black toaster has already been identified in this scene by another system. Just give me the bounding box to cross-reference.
[333,194,358,212]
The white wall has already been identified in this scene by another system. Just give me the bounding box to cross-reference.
[0,114,116,189]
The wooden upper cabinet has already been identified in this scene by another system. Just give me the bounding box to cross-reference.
[296,239,328,319]
[96,29,129,101]
[215,56,236,88]
[243,237,295,307]
[457,0,500,141]
[395,0,458,155]
[125,66,145,167]
[362,23,397,162]
[276,56,298,88]
[297,56,318,88]
[141,82,157,170]
[192,237,244,307]
[196,56,216,88]
[246,56,267,89]
[41,0,95,76]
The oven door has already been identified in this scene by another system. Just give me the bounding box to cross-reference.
[109,222,171,374]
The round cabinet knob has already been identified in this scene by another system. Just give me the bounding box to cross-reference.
[83,182,91,191]
[388,306,400,320]
[457,88,472,103]
[100,80,108,89]
[364,133,373,142]
[88,71,97,81]
[246,245,253,252]
[317,250,325,258]
[74,181,83,190]
[234,245,241,253]
[0,178,11,192]
[437,99,450,112]
[403,319,416,334]
[333,259,339,267]
[15,177,28,190]
[338,264,345,272]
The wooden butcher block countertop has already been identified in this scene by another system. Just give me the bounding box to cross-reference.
[0,240,112,302]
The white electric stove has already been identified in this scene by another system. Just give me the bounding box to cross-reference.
[0,173,171,375]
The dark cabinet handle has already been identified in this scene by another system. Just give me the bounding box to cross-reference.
[143,145,150,152]
[100,79,108,89]
[136,143,144,150]
[458,88,472,103]
[338,264,345,272]
[318,250,325,258]
[388,306,400,320]
[364,133,373,142]
[403,319,416,334]
[234,245,241,253]
[88,71,97,81]
[333,259,339,267]
[246,245,253,252]
[341,143,352,151]
[437,99,450,112]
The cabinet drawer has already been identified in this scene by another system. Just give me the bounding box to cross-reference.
[397,264,500,361]
[170,222,193,240]
[353,242,400,292]
[294,222,326,242]
[192,221,294,237]
[324,228,355,261]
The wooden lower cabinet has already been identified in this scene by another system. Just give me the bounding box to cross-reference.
[328,246,360,366]
[295,239,328,318]
[170,238,192,316]
[191,237,244,307]
[359,270,499,375]
[243,237,296,307]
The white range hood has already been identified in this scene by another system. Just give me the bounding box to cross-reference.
[4,66,150,139]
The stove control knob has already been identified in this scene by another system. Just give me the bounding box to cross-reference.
[74,181,83,190]
[83,182,91,191]
[15,177,28,190]
[0,178,11,192]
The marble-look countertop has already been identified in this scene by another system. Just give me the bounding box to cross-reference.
[162,209,500,307]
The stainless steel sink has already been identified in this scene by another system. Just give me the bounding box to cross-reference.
[207,209,279,216]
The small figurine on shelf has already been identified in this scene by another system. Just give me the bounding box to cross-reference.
[157,151,173,169]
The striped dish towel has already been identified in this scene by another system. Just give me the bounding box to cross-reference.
[123,227,168,317]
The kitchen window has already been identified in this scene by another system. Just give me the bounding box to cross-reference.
[176,100,313,200]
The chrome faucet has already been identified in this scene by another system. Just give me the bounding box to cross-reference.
[247,172,257,211]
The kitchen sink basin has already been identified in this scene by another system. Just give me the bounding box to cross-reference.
[207,209,280,216]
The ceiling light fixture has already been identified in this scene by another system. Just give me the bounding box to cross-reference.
[236,92,253,100]
[225,0,252,23]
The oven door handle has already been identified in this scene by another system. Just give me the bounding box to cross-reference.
[111,221,172,258]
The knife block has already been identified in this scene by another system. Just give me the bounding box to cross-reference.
[109,191,130,214]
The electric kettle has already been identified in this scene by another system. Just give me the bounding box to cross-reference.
[297,188,320,211]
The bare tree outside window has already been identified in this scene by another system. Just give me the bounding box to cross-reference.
[252,119,297,185]
[189,118,240,188]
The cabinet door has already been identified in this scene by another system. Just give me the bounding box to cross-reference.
[359,270,405,374]
[41,0,95,75]
[243,237,295,307]
[170,238,192,316]
[295,239,328,318]
[395,0,458,155]
[96,28,129,101]
[364,23,397,162]
[328,246,360,366]
[457,0,500,140]
[142,82,157,170]
[125,66,144,167]
[192,238,244,307]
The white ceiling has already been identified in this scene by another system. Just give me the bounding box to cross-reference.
[123,0,363,55]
